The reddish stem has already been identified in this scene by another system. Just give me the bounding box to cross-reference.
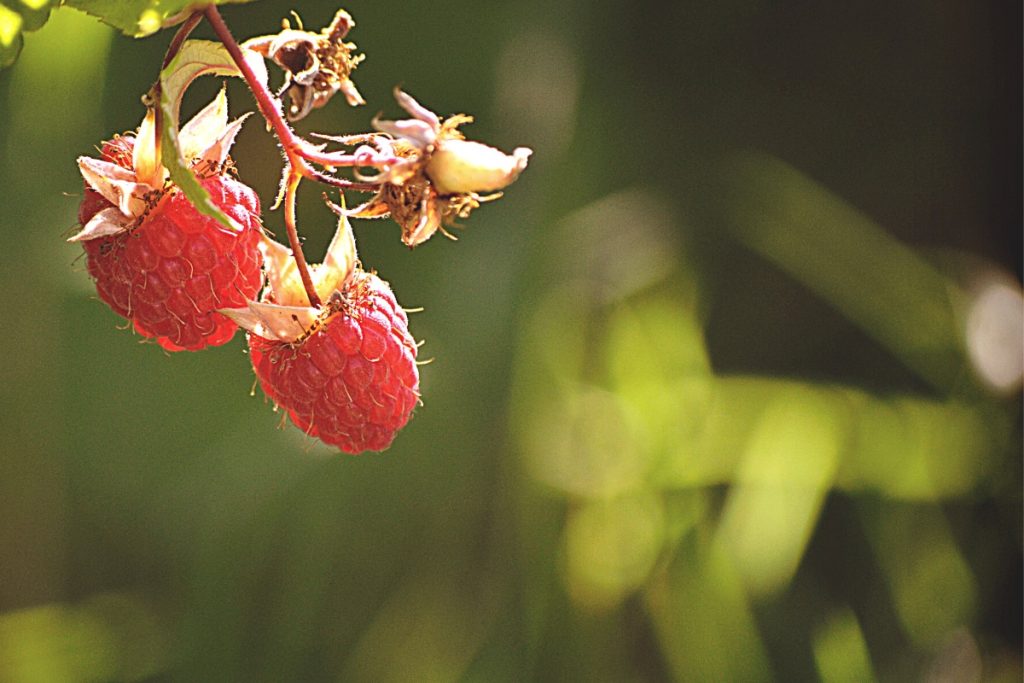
[299,144,399,171]
[204,5,324,307]
[307,168,381,193]
[204,6,306,166]
[162,11,204,69]
[152,11,204,174]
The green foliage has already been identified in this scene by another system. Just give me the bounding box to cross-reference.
[0,0,258,70]
[0,0,57,67]
[65,0,256,38]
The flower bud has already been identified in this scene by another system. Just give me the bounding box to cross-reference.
[426,139,532,195]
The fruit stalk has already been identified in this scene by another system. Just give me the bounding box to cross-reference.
[283,165,322,307]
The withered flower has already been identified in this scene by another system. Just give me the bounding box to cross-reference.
[334,89,532,247]
[244,8,365,121]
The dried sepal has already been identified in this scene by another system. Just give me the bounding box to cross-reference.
[244,8,365,121]
[220,301,320,344]
[132,108,163,187]
[68,207,134,243]
[76,157,150,218]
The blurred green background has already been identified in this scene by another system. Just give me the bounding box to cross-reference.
[0,1,1020,681]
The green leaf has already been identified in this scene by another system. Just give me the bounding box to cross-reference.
[0,0,58,69]
[159,38,266,232]
[64,0,258,38]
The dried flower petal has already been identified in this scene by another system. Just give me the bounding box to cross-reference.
[243,9,365,121]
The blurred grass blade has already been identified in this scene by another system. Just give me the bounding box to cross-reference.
[813,608,876,683]
[715,386,841,595]
[654,376,1006,500]
[722,153,965,391]
[645,536,772,681]
[862,503,978,647]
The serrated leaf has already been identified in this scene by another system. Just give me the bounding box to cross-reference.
[159,39,266,231]
[64,0,258,39]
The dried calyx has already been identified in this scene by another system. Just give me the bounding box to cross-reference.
[325,89,532,247]
[244,8,365,121]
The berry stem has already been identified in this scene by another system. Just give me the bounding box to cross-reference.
[283,166,323,308]
[203,6,306,170]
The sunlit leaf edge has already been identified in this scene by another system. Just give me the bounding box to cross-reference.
[64,0,259,39]
[0,0,57,69]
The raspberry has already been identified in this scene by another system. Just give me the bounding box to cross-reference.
[79,170,263,351]
[248,271,420,453]
[73,95,264,351]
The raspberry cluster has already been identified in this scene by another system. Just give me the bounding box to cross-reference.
[71,7,529,453]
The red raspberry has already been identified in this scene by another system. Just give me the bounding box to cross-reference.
[77,138,263,351]
[248,271,420,453]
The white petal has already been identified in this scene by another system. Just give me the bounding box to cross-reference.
[180,88,229,162]
[340,79,365,107]
[67,207,131,242]
[221,301,320,343]
[403,195,443,247]
[241,46,269,88]
[427,140,532,195]
[133,108,165,187]
[314,212,358,301]
[393,88,440,127]
[198,113,251,167]
[372,116,436,149]
[77,157,150,216]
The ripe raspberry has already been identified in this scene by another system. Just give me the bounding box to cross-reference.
[248,270,420,453]
[79,161,262,350]
[73,94,263,351]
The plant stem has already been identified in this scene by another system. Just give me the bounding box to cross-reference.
[307,168,381,193]
[204,5,324,307]
[299,145,397,171]
[162,11,204,69]
[152,11,204,174]
[203,6,306,168]
[283,166,322,308]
